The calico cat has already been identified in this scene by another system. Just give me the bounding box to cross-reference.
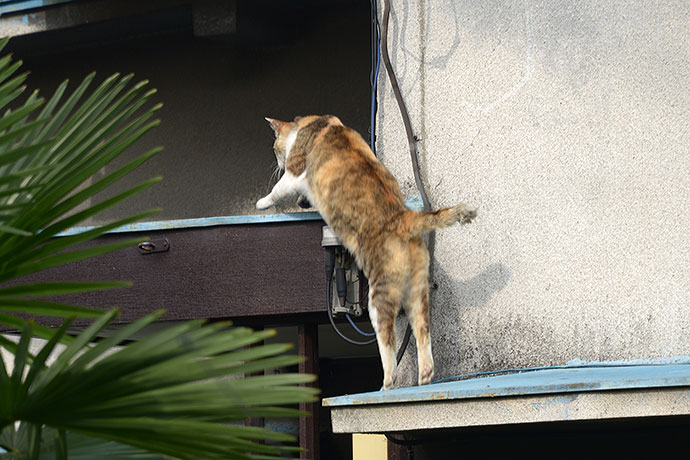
[258,115,477,389]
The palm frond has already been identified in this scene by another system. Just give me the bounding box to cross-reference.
[0,312,318,459]
[0,40,318,460]
[0,50,161,323]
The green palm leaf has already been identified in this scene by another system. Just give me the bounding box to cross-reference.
[0,312,317,459]
[0,48,161,322]
[0,39,318,459]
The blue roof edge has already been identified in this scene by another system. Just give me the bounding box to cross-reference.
[322,362,690,407]
[55,211,323,236]
[54,194,423,236]
[0,0,74,16]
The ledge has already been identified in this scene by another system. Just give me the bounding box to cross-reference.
[55,211,322,236]
[54,195,423,236]
[323,363,690,433]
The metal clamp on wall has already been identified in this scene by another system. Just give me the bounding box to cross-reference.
[137,238,170,255]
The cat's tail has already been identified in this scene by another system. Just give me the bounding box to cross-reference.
[403,204,477,238]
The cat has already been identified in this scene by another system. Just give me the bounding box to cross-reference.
[258,115,477,389]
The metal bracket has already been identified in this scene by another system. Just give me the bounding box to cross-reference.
[137,238,170,254]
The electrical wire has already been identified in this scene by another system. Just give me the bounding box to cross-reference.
[396,324,413,364]
[346,313,376,336]
[385,433,422,446]
[369,0,378,87]
[343,271,375,336]
[368,0,380,152]
[344,275,376,336]
[380,0,431,212]
[369,29,380,152]
[327,273,377,346]
[345,276,362,305]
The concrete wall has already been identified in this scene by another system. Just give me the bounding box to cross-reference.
[376,0,690,386]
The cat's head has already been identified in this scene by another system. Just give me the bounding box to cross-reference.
[264,117,294,170]
[264,115,339,171]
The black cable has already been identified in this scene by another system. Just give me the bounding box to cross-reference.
[327,272,377,346]
[385,432,441,446]
[396,324,413,364]
[368,0,380,153]
[385,433,416,446]
[380,0,431,212]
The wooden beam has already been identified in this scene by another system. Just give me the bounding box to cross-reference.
[298,323,319,459]
[387,439,408,460]
[0,0,190,37]
[4,221,326,328]
[245,325,265,430]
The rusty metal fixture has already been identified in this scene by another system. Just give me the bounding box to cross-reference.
[137,238,170,254]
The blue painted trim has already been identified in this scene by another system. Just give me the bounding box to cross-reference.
[322,363,690,407]
[265,419,298,436]
[55,195,422,236]
[404,193,424,211]
[56,211,323,236]
[0,0,74,15]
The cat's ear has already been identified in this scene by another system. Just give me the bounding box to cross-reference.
[265,117,286,135]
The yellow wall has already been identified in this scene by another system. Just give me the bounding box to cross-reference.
[352,434,387,460]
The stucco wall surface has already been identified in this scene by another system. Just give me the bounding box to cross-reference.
[376,0,690,386]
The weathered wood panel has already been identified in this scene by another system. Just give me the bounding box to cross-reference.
[10,220,327,327]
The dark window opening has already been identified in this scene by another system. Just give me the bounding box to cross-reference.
[7,0,372,227]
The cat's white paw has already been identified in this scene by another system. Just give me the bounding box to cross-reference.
[418,364,434,386]
[381,369,398,391]
[256,196,274,210]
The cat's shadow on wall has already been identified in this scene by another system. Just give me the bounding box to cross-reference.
[394,261,511,387]
[432,262,511,312]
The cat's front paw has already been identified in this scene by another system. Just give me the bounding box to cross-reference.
[256,196,274,210]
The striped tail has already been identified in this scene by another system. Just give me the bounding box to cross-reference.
[403,204,477,238]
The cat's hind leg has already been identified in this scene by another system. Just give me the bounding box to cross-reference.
[405,283,434,385]
[404,245,434,386]
[368,286,401,390]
